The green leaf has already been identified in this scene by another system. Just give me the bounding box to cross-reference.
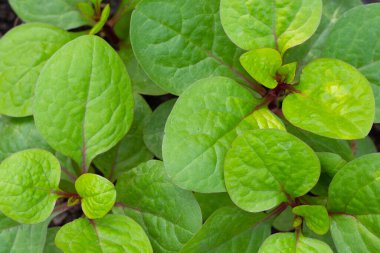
[0,149,60,224]
[354,137,377,158]
[278,62,297,83]
[194,192,234,221]
[130,0,250,95]
[303,4,380,122]
[328,153,380,252]
[34,35,134,171]
[44,227,62,253]
[283,58,375,139]
[181,206,270,253]
[115,160,202,253]
[90,4,110,35]
[9,0,90,30]
[293,205,329,235]
[163,76,284,193]
[258,233,333,253]
[77,2,95,21]
[240,48,282,89]
[302,224,337,252]
[285,123,353,161]
[224,129,320,212]
[143,99,176,159]
[272,206,295,232]
[75,173,116,219]
[94,94,153,180]
[0,212,50,253]
[55,215,152,253]
[119,47,166,95]
[0,23,76,116]
[0,116,52,162]
[220,0,322,54]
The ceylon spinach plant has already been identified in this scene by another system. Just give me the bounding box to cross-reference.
[0,0,379,252]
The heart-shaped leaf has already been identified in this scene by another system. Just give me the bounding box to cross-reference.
[75,173,116,219]
[0,149,60,223]
[34,35,134,171]
[293,205,329,235]
[283,58,375,139]
[220,0,322,54]
[224,129,320,212]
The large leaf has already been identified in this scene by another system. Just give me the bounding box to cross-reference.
[0,149,60,224]
[115,160,202,253]
[0,116,51,162]
[55,215,152,253]
[0,23,76,116]
[162,77,284,193]
[130,0,252,95]
[220,0,322,54]
[283,58,375,139]
[258,233,333,253]
[9,0,90,30]
[297,4,380,122]
[0,212,50,253]
[75,173,116,219]
[44,227,62,253]
[94,94,153,180]
[181,206,271,253]
[143,98,176,159]
[224,129,320,212]
[328,153,380,252]
[34,35,134,171]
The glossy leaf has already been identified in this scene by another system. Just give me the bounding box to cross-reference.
[328,154,380,252]
[240,48,282,89]
[181,206,271,253]
[9,0,90,30]
[34,35,134,171]
[115,160,202,253]
[0,23,76,116]
[194,192,234,221]
[119,47,166,95]
[220,0,322,54]
[0,212,50,253]
[225,129,320,212]
[163,77,284,192]
[283,58,375,139]
[293,205,329,235]
[0,116,51,162]
[143,99,176,159]
[94,94,153,180]
[55,215,152,253]
[310,4,380,122]
[0,149,60,224]
[278,62,297,83]
[130,0,250,95]
[75,173,116,219]
[258,233,333,253]
[302,224,337,252]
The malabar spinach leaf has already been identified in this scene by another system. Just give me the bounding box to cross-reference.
[292,205,329,235]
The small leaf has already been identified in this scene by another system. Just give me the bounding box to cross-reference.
[293,205,330,235]
[34,35,134,171]
[283,58,375,139]
[90,4,110,35]
[278,62,297,83]
[94,94,153,180]
[75,173,116,219]
[0,149,60,224]
[224,129,320,212]
[77,2,95,21]
[143,99,176,159]
[220,0,322,54]
[0,24,76,116]
[258,233,333,253]
[9,0,90,30]
[240,48,282,89]
[115,160,202,253]
[273,206,295,232]
[181,206,271,253]
[194,192,234,221]
[130,0,249,94]
[353,137,377,158]
[55,215,152,253]
[163,76,284,192]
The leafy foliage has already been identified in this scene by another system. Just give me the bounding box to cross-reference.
[0,0,379,252]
